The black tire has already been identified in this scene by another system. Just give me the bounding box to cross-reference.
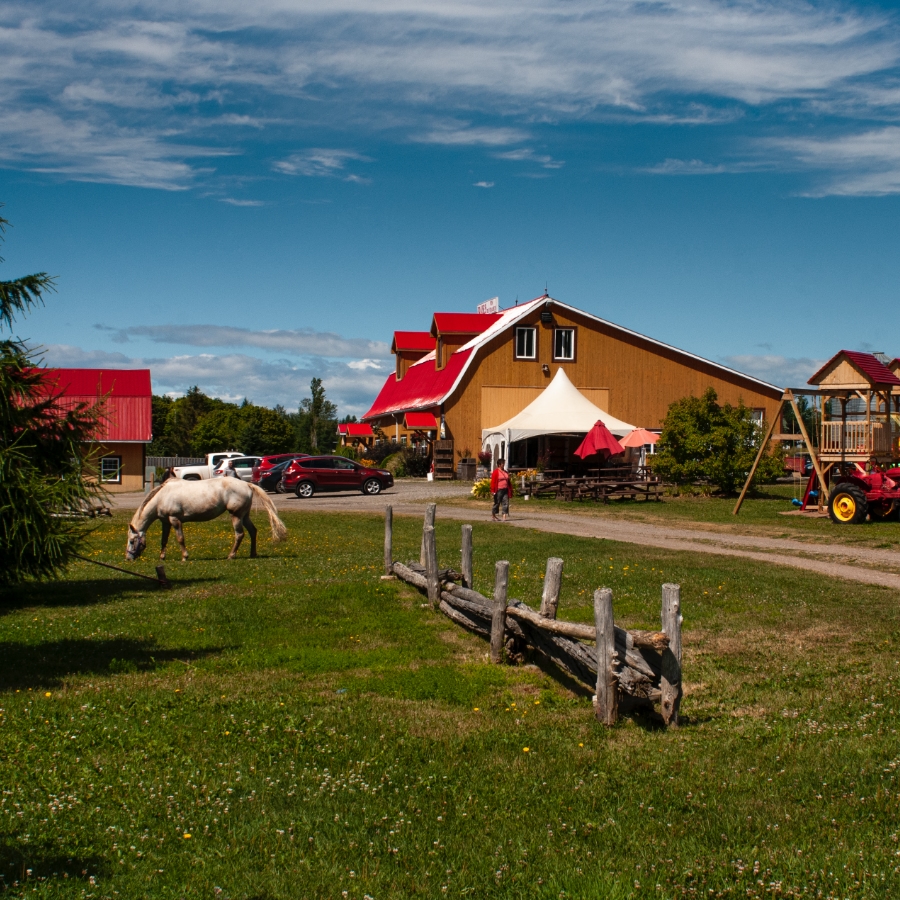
[275,480,287,494]
[868,499,898,522]
[828,482,868,524]
[183,474,201,481]
[363,478,382,496]
[295,481,315,499]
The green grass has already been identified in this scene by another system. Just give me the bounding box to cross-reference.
[1,510,899,899]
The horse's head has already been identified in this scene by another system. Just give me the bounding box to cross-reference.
[125,524,147,560]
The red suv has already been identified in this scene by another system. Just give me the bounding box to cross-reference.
[282,456,394,498]
[252,453,308,484]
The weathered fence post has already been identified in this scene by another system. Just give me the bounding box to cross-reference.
[490,561,509,664]
[593,588,618,726]
[383,506,394,577]
[420,503,437,565]
[539,558,564,619]
[660,583,683,726]
[461,524,473,589]
[423,525,440,609]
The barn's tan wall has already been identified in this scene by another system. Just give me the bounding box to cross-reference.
[85,442,145,493]
[442,306,782,456]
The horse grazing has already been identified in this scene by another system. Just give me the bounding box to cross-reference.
[125,478,287,561]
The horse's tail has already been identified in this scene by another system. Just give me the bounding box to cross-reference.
[248,483,288,542]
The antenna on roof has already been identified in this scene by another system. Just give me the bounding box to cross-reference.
[515,295,518,306]
[544,281,549,297]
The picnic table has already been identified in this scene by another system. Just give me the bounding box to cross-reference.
[521,472,662,503]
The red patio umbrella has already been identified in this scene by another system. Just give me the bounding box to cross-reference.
[574,421,625,460]
[619,428,660,448]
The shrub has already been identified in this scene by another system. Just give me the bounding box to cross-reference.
[402,449,431,477]
[652,388,785,495]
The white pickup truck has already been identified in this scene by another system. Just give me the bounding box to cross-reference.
[174,452,247,481]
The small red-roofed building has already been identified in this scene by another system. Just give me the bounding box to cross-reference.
[337,421,375,450]
[40,368,152,492]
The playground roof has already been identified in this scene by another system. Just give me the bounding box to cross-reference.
[808,350,900,388]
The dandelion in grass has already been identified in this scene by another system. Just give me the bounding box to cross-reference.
[523,747,530,753]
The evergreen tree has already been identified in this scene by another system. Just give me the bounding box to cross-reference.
[0,210,102,585]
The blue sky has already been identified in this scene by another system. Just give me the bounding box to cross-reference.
[2,0,900,415]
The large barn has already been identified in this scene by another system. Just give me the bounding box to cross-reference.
[362,294,782,470]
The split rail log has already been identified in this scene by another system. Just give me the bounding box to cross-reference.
[420,503,436,566]
[389,506,682,727]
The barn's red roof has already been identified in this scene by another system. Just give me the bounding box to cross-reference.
[337,423,375,437]
[40,368,153,442]
[431,313,502,336]
[405,412,438,429]
[392,331,435,353]
[808,351,900,387]
[363,350,472,419]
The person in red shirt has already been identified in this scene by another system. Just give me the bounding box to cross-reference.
[490,458,510,522]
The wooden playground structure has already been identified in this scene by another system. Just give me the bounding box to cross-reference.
[734,351,900,521]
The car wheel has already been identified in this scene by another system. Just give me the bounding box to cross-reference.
[275,480,287,494]
[184,474,201,481]
[363,478,382,495]
[295,481,315,499]
[828,483,868,524]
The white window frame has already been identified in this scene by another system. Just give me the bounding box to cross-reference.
[100,456,122,484]
[553,328,575,361]
[514,326,537,360]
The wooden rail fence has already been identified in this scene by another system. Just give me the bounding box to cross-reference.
[383,504,683,727]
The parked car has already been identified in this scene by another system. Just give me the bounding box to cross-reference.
[255,457,302,493]
[175,451,244,481]
[213,456,261,481]
[282,455,394,498]
[252,452,308,483]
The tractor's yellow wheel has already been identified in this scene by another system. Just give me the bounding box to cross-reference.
[832,494,856,521]
[828,483,868,525]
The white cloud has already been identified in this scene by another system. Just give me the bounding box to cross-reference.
[272,149,371,179]
[220,197,265,206]
[41,343,388,415]
[644,158,728,175]
[722,354,827,389]
[763,127,900,196]
[0,1,897,188]
[493,148,563,168]
[347,358,385,370]
[473,180,494,188]
[414,123,530,147]
[94,323,391,359]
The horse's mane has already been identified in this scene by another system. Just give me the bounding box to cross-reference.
[133,482,169,523]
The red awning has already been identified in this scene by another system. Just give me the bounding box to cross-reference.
[405,412,438,430]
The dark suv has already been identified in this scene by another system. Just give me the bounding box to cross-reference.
[282,456,394,498]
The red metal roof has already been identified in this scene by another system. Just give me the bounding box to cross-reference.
[405,412,438,429]
[431,313,502,336]
[337,423,375,436]
[363,350,472,420]
[40,368,153,442]
[808,351,900,387]
[392,331,435,352]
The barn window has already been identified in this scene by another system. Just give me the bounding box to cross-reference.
[100,456,122,483]
[553,328,576,361]
[514,327,536,360]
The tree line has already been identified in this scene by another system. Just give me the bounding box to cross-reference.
[149,378,352,458]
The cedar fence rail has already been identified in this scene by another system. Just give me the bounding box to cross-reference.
[382,504,683,727]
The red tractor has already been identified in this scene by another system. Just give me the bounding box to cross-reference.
[808,466,900,524]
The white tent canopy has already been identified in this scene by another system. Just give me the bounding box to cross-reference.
[481,369,635,457]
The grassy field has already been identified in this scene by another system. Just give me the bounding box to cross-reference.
[1,509,898,899]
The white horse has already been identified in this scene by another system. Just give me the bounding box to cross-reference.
[125,478,287,561]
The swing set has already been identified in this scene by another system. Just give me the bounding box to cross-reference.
[733,350,900,524]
